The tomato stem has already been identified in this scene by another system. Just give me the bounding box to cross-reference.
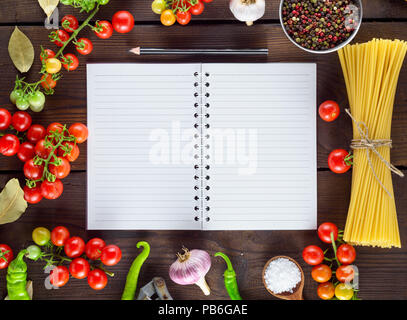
[331,231,341,266]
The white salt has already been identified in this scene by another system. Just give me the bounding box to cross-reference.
[264,258,301,294]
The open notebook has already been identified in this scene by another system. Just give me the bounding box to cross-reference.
[87,63,317,230]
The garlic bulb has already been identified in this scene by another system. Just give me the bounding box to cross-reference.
[230,0,265,26]
[169,247,211,295]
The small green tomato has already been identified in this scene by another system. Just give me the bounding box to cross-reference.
[32,227,51,246]
[28,91,46,109]
[26,245,42,260]
[16,97,30,111]
[10,89,24,105]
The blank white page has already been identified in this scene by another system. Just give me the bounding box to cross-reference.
[87,64,201,230]
[201,63,317,230]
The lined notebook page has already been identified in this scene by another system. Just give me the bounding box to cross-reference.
[87,64,201,230]
[201,64,317,230]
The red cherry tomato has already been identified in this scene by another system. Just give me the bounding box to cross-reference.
[47,122,64,135]
[0,244,13,269]
[23,159,44,180]
[58,142,80,162]
[51,226,70,246]
[64,236,85,258]
[41,179,64,200]
[0,108,12,130]
[69,258,90,279]
[0,134,20,156]
[176,10,191,25]
[318,222,339,243]
[27,124,46,144]
[336,265,355,283]
[40,49,55,62]
[112,11,134,33]
[88,269,108,290]
[68,123,88,144]
[94,20,113,39]
[49,157,71,179]
[17,142,35,162]
[302,245,324,265]
[100,245,122,266]
[311,264,332,283]
[35,139,53,159]
[11,111,32,132]
[190,1,205,15]
[337,244,356,264]
[52,30,70,47]
[50,265,69,287]
[317,282,335,300]
[62,53,79,71]
[85,238,106,260]
[76,38,93,55]
[41,73,57,90]
[23,183,43,204]
[319,100,340,122]
[61,15,79,33]
[328,149,352,174]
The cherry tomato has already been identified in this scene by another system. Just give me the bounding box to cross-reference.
[58,141,80,162]
[101,245,122,266]
[61,15,79,33]
[112,11,134,33]
[311,264,332,283]
[337,244,356,264]
[27,124,46,144]
[49,157,71,179]
[52,29,70,47]
[94,20,113,39]
[152,0,167,14]
[190,1,205,15]
[336,265,355,283]
[317,281,335,300]
[41,179,64,200]
[35,139,53,159]
[51,226,70,246]
[23,159,44,179]
[68,123,88,143]
[88,269,108,290]
[160,9,176,26]
[64,236,85,258]
[32,227,51,246]
[50,265,70,287]
[40,49,55,62]
[0,108,12,130]
[319,100,340,122]
[0,134,20,156]
[76,38,93,55]
[17,142,35,162]
[302,245,324,265]
[62,53,79,71]
[85,238,106,260]
[47,122,64,135]
[41,74,57,90]
[24,183,43,204]
[176,10,191,25]
[0,244,13,269]
[45,58,62,74]
[69,258,90,279]
[11,111,32,132]
[317,222,338,244]
[10,89,24,105]
[328,149,352,174]
[335,283,354,300]
[202,0,213,2]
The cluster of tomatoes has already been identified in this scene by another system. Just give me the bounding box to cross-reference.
[152,0,213,26]
[31,226,122,290]
[318,100,353,174]
[302,222,358,300]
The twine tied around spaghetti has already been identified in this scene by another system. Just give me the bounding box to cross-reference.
[345,108,404,198]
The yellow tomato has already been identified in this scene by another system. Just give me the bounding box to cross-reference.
[160,9,176,26]
[45,58,62,74]
[334,283,354,300]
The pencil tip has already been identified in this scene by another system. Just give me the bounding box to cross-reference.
[129,47,141,55]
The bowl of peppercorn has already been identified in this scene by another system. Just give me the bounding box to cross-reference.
[280,0,363,54]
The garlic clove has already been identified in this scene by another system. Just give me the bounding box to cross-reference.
[195,277,211,296]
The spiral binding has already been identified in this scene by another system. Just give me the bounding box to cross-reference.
[193,71,203,223]
[202,72,211,223]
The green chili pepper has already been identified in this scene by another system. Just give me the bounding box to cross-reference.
[215,252,242,300]
[121,241,150,300]
[6,249,31,300]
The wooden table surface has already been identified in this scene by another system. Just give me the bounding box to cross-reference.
[1,0,407,300]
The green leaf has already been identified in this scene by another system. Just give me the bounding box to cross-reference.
[38,0,59,18]
[0,178,28,225]
[8,27,35,73]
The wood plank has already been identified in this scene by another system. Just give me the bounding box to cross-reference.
[0,170,406,300]
[1,22,406,171]
[1,0,407,24]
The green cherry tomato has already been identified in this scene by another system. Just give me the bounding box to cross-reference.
[98,0,110,5]
[16,97,30,111]
[30,103,45,113]
[32,227,51,246]
[26,245,42,260]
[28,91,46,109]
[152,0,167,14]
[10,89,24,105]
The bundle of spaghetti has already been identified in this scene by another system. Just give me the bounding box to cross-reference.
[338,39,407,248]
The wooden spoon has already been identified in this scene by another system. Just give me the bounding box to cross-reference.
[262,255,305,300]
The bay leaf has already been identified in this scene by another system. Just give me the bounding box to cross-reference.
[38,0,59,18]
[8,27,34,73]
[0,178,28,225]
